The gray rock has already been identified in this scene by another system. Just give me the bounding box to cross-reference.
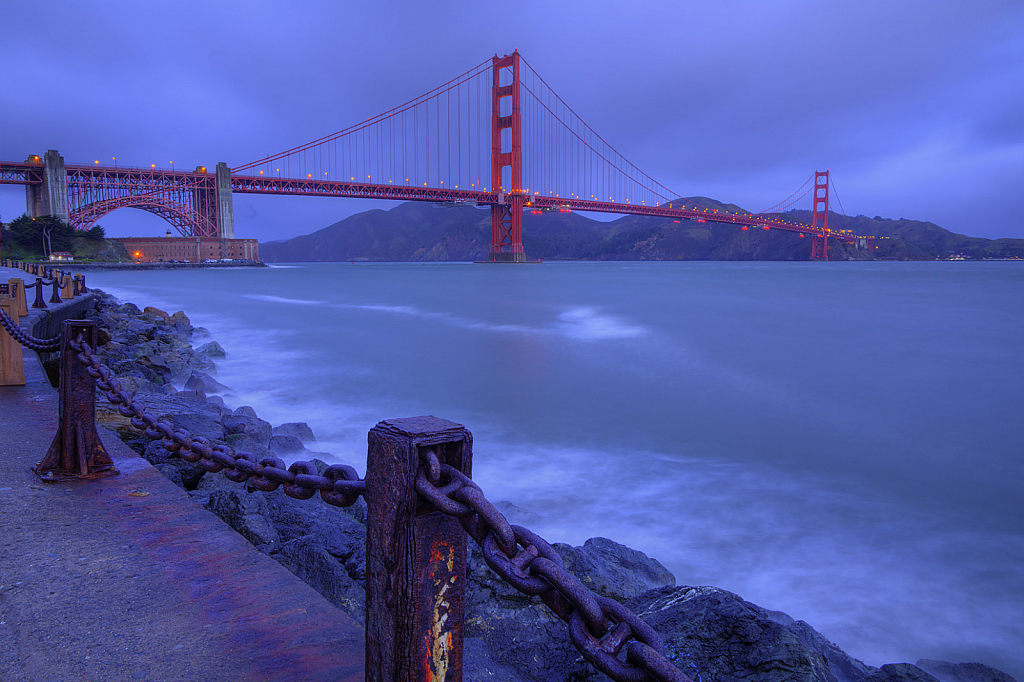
[866,665,942,682]
[914,662,1017,682]
[269,434,306,455]
[196,340,227,359]
[554,536,675,602]
[233,405,259,418]
[272,422,317,442]
[628,585,836,682]
[222,414,273,446]
[175,388,207,402]
[184,371,231,394]
[192,326,211,338]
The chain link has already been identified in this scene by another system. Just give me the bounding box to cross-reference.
[0,307,62,352]
[70,332,687,681]
[418,462,691,682]
[70,337,366,507]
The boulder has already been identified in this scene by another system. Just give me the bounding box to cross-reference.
[222,413,273,446]
[196,340,227,359]
[915,661,1018,682]
[272,422,317,442]
[554,536,675,602]
[627,585,837,682]
[866,665,942,682]
[269,434,306,455]
[233,405,259,418]
[184,371,231,394]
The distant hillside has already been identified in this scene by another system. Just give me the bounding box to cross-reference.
[259,199,1022,263]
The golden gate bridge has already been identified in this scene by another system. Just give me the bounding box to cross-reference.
[0,51,871,261]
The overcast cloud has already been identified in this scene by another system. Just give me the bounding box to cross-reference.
[1,0,1021,241]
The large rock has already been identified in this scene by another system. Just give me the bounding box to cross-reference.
[222,413,273,446]
[914,662,1017,682]
[554,536,675,602]
[272,422,317,442]
[627,585,839,682]
[269,434,306,455]
[184,371,231,394]
[196,340,227,359]
[866,665,941,682]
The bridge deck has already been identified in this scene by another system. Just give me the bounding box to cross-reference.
[0,297,364,682]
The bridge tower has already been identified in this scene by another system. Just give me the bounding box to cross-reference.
[810,170,829,260]
[489,51,525,262]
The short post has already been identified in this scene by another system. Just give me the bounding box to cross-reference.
[10,278,27,316]
[61,273,74,299]
[365,417,472,682]
[0,298,25,386]
[48,278,62,305]
[31,279,47,309]
[74,274,87,296]
[34,320,117,481]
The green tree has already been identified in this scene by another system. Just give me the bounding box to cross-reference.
[8,214,76,258]
[85,224,106,240]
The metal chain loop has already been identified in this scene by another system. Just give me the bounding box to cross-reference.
[0,307,62,352]
[415,465,691,682]
[69,337,366,507]
[68,330,685,682]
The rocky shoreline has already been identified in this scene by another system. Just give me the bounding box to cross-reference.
[82,289,1016,682]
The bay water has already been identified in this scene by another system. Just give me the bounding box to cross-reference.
[86,261,1023,677]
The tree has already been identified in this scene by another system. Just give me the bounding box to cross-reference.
[8,214,76,258]
[85,224,106,240]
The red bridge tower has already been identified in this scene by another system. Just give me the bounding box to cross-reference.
[810,170,829,260]
[489,51,526,262]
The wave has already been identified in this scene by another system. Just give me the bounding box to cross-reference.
[243,294,324,306]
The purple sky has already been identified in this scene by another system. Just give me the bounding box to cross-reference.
[2,0,1021,242]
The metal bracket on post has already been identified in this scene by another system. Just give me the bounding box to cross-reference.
[33,320,118,482]
[365,416,473,682]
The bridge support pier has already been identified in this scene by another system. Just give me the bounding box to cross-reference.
[26,150,69,224]
[216,162,234,239]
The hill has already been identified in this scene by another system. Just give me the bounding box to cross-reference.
[259,199,1022,263]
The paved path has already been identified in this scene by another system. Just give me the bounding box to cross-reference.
[0,303,365,681]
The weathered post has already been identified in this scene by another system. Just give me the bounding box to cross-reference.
[61,273,74,299]
[31,279,47,309]
[34,320,117,481]
[48,278,62,305]
[0,298,25,386]
[365,417,472,682]
[9,279,27,316]
[74,274,87,296]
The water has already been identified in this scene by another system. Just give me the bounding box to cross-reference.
[86,261,1024,677]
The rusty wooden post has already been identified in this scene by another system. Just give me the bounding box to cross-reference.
[34,320,117,481]
[0,298,25,386]
[9,279,28,316]
[61,273,74,299]
[365,417,472,682]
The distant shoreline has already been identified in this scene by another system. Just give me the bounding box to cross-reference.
[60,261,268,271]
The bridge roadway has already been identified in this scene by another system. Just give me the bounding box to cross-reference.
[0,275,364,682]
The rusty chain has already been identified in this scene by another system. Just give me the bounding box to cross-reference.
[0,307,62,352]
[416,460,691,682]
[69,336,366,507]
[69,330,686,682]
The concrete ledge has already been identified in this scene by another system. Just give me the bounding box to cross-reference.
[0,359,365,681]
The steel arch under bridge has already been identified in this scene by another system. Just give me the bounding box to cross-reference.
[66,165,221,237]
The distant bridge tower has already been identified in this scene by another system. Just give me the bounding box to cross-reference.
[810,170,829,260]
[489,51,525,262]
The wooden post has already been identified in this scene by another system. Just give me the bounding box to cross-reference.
[61,273,74,299]
[365,417,472,682]
[9,279,27,316]
[0,298,25,386]
[34,320,117,481]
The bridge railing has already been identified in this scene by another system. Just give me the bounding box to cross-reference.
[0,308,692,682]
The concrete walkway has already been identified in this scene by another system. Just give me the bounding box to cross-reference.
[0,300,365,681]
